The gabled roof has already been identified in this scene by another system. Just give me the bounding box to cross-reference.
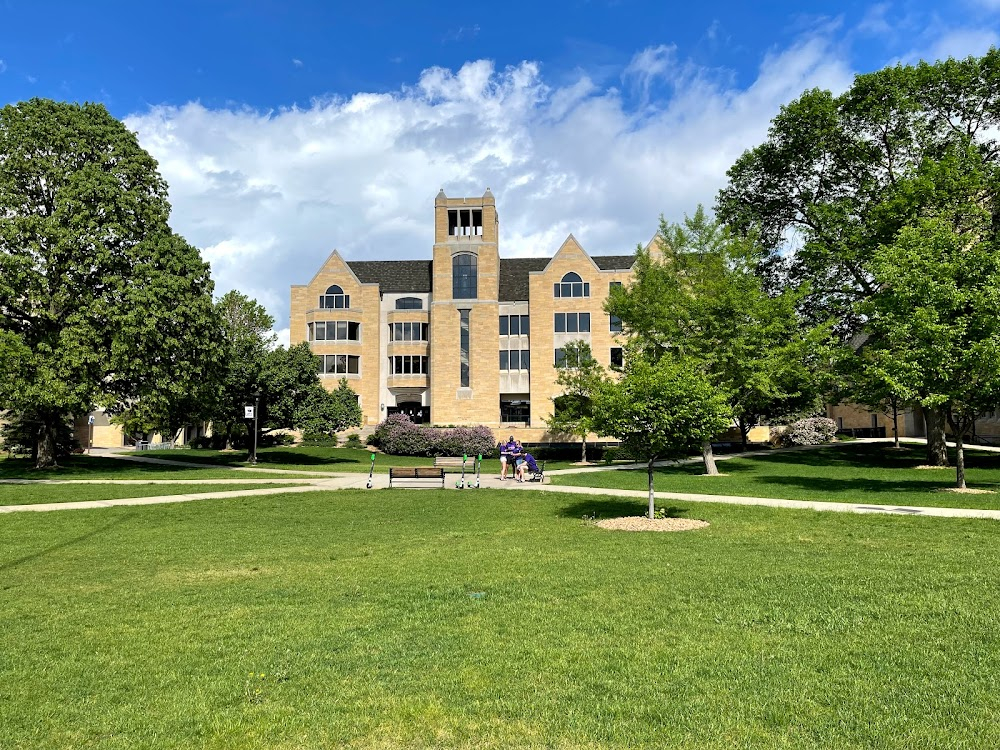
[346,260,433,293]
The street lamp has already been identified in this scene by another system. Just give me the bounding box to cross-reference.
[251,391,261,465]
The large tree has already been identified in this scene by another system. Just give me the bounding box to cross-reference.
[592,354,731,520]
[0,99,220,468]
[608,207,827,459]
[716,51,1000,464]
[545,339,604,462]
[861,212,1000,489]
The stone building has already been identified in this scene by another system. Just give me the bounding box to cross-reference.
[290,189,635,442]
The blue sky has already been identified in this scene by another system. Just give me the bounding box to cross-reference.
[2,0,1000,340]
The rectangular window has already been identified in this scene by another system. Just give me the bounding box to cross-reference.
[499,315,508,336]
[509,315,520,336]
[448,208,484,237]
[554,312,590,333]
[521,315,529,333]
[521,349,530,371]
[315,322,327,341]
[459,309,470,387]
[389,356,427,375]
[311,321,360,341]
[320,294,350,309]
[610,347,623,369]
[500,350,509,370]
[389,322,428,342]
[509,350,520,370]
[554,348,566,367]
[610,315,623,333]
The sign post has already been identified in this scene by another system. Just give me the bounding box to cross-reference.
[87,415,94,454]
[244,401,259,465]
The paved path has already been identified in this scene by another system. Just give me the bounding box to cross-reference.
[2,439,997,520]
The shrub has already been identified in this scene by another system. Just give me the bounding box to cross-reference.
[259,432,296,447]
[787,417,838,446]
[370,414,496,457]
[344,433,364,449]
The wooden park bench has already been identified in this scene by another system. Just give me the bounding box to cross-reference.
[433,456,468,470]
[388,466,445,488]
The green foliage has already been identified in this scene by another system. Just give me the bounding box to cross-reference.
[0,99,221,467]
[860,214,1000,487]
[608,207,829,448]
[593,355,731,464]
[295,378,363,439]
[545,340,605,461]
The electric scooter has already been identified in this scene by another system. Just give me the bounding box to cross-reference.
[366,452,375,489]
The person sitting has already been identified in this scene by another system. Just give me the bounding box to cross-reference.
[515,450,539,482]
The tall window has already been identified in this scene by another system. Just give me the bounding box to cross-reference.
[395,297,423,310]
[554,272,590,298]
[610,315,623,333]
[453,254,478,299]
[610,347,623,369]
[554,312,591,333]
[459,309,470,387]
[320,285,350,309]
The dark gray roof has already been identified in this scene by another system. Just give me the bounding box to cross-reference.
[499,254,636,301]
[499,258,550,301]
[347,260,432,293]
[345,253,635,299]
[593,254,637,271]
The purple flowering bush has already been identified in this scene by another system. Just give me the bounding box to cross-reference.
[370,414,496,457]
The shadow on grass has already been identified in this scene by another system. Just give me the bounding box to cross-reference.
[0,512,133,573]
[146,448,377,468]
[753,474,982,496]
[0,456,219,479]
[559,498,692,520]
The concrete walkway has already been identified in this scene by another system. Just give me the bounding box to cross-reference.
[2,439,997,520]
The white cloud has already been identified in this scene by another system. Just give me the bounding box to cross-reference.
[0,59,7,74]
[930,28,1000,61]
[292,58,303,68]
[124,32,857,338]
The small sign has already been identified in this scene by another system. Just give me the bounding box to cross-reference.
[244,406,255,419]
[88,416,95,425]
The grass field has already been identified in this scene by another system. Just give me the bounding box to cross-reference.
[1,487,998,749]
[550,443,1000,509]
[0,456,329,481]
[137,446,578,474]
[0,482,312,506]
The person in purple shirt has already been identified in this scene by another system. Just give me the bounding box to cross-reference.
[515,450,539,482]
[499,435,517,480]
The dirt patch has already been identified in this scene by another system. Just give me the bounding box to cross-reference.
[936,487,996,494]
[595,516,709,532]
[915,465,950,470]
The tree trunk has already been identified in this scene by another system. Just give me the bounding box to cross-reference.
[738,418,749,452]
[955,432,966,490]
[35,423,58,470]
[647,458,655,520]
[702,440,719,475]
[892,401,900,448]
[924,407,949,466]
[581,437,587,463]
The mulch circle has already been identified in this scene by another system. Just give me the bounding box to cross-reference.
[595,517,709,532]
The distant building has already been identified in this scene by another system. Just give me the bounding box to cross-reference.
[290,189,635,442]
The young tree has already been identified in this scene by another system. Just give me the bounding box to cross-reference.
[716,52,1000,464]
[545,340,605,462]
[861,214,1000,489]
[0,99,220,468]
[593,354,731,519]
[295,378,363,439]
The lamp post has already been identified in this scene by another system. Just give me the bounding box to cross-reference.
[251,391,261,465]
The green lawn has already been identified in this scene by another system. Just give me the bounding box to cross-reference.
[551,443,1000,509]
[0,482,310,506]
[139,445,578,474]
[1,488,998,748]
[0,455,327,481]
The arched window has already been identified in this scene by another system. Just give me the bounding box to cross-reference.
[554,272,589,298]
[452,253,478,299]
[395,297,423,310]
[320,284,350,309]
